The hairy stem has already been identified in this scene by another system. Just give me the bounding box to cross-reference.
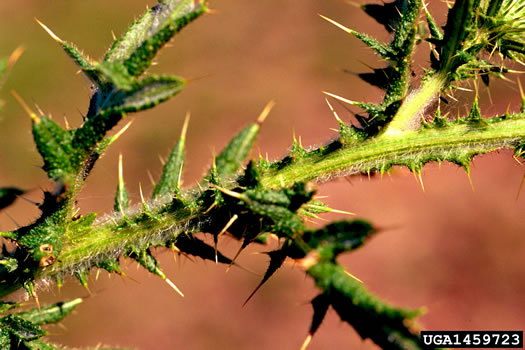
[384,74,446,135]
[1,113,523,299]
[260,114,525,188]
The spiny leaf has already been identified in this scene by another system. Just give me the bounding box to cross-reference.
[323,91,384,117]
[425,8,443,41]
[73,75,185,160]
[22,339,63,350]
[152,113,189,199]
[96,259,123,275]
[12,92,76,182]
[308,262,423,350]
[93,61,134,91]
[128,247,164,279]
[127,246,184,296]
[114,154,129,214]
[32,117,75,182]
[207,102,273,182]
[74,270,89,289]
[17,298,82,325]
[436,0,475,72]
[390,0,421,53]
[35,19,99,84]
[304,220,375,260]
[105,0,207,73]
[119,1,207,77]
[466,98,484,124]
[320,15,393,60]
[0,314,45,341]
[101,75,186,115]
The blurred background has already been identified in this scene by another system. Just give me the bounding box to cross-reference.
[1,1,525,349]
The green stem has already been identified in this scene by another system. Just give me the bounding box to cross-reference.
[384,73,446,136]
[260,114,525,188]
[3,114,525,298]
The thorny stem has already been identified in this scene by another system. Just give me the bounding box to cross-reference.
[260,114,525,188]
[0,111,522,299]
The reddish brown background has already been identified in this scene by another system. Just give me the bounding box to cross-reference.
[1,1,524,349]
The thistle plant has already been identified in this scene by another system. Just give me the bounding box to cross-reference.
[0,0,525,349]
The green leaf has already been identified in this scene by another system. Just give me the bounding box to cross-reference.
[437,0,475,72]
[308,263,423,350]
[390,0,421,53]
[73,75,185,161]
[23,339,61,350]
[425,10,443,41]
[100,75,186,115]
[302,221,375,262]
[320,15,393,60]
[0,314,46,341]
[17,298,82,325]
[209,123,260,181]
[152,115,188,199]
[105,0,207,77]
[127,246,165,279]
[114,154,129,214]
[32,117,75,182]
[36,19,99,84]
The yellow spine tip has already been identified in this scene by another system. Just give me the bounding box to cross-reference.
[257,100,276,125]
[181,112,191,141]
[344,270,363,283]
[324,98,342,122]
[300,334,313,350]
[322,91,356,106]
[118,154,124,183]
[139,183,147,206]
[34,18,64,43]
[165,278,185,297]
[11,91,41,124]
[218,214,239,238]
[417,172,425,192]
[111,120,133,144]
[210,184,242,199]
[318,14,353,34]
[7,46,24,68]
[329,208,355,216]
